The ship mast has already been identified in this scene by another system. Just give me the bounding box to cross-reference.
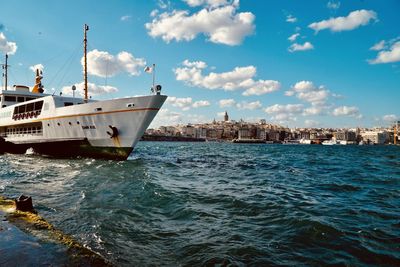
[2,54,8,91]
[84,24,89,102]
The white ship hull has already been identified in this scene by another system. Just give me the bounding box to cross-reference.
[0,93,167,160]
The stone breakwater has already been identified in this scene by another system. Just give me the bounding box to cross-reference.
[0,196,111,266]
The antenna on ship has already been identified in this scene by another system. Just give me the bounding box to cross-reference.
[1,54,8,91]
[83,24,89,102]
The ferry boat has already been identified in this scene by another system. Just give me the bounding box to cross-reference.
[0,25,167,160]
[321,139,339,145]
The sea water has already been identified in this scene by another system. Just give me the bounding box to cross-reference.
[0,142,399,266]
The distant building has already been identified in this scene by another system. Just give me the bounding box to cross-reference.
[238,127,250,139]
[181,125,195,137]
[224,111,229,122]
[361,131,387,144]
[336,130,357,141]
[195,127,207,139]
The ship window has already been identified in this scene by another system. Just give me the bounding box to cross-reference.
[68,122,72,125]
[127,103,135,108]
[48,124,50,127]
[77,121,80,125]
[57,123,61,126]
[26,97,35,101]
[26,103,34,112]
[34,101,43,111]
[64,102,73,106]
[95,107,102,111]
[18,106,25,113]
[4,96,16,102]
[17,97,25,102]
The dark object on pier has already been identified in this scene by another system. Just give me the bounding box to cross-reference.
[15,195,34,212]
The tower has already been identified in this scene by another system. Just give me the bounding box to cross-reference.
[224,111,229,122]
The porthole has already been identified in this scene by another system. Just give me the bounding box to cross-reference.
[57,122,61,126]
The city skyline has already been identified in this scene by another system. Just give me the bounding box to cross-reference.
[0,0,399,128]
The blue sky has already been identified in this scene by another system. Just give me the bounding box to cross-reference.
[0,0,399,128]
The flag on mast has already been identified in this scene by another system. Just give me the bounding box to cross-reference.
[144,65,153,73]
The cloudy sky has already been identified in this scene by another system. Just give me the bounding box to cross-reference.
[1,0,399,128]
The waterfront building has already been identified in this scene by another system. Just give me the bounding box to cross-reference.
[336,130,357,141]
[361,131,387,144]
[181,125,195,138]
[238,127,250,139]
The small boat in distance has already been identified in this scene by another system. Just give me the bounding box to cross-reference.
[0,24,167,160]
[322,138,339,145]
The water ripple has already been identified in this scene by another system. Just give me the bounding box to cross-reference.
[1,143,400,266]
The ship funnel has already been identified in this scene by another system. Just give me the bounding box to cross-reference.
[31,68,44,93]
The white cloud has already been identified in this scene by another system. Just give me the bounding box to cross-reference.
[292,80,315,92]
[175,60,281,96]
[265,104,304,124]
[150,10,159,17]
[29,63,44,73]
[305,119,320,127]
[150,108,182,128]
[370,40,385,51]
[120,15,132,21]
[166,96,193,110]
[265,104,304,114]
[157,0,170,9]
[309,10,377,33]
[192,100,210,108]
[369,41,400,64]
[187,113,209,124]
[298,90,330,105]
[182,59,207,69]
[286,14,297,23]
[219,99,236,108]
[61,82,118,97]
[236,100,262,110]
[242,80,281,96]
[327,1,340,10]
[0,32,17,55]
[183,0,230,8]
[288,33,300,42]
[166,96,210,110]
[83,49,146,77]
[288,81,330,106]
[332,106,361,118]
[382,114,398,122]
[145,2,255,46]
[303,106,326,116]
[284,90,295,96]
[288,42,314,52]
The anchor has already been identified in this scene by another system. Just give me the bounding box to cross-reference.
[106,125,119,138]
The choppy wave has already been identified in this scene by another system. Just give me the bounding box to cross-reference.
[1,143,400,266]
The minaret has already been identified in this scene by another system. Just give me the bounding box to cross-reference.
[224,111,229,122]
